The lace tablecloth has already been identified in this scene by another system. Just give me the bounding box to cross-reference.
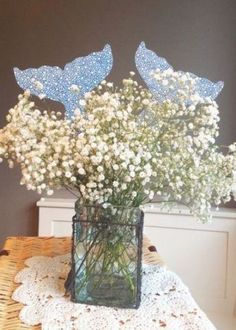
[12,253,216,330]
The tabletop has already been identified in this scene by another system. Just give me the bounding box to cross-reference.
[0,236,163,329]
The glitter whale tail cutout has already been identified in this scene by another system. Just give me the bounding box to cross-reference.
[135,41,224,102]
[14,44,113,118]
[14,42,224,118]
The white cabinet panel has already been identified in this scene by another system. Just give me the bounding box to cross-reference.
[51,220,72,236]
[145,226,227,298]
[38,206,74,236]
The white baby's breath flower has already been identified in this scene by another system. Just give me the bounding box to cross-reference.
[98,174,105,182]
[113,164,119,171]
[149,191,154,199]
[79,99,86,107]
[78,168,85,175]
[124,176,131,182]
[97,166,103,172]
[34,80,43,90]
[39,94,46,100]
[142,99,150,106]
[121,183,127,190]
[113,181,119,188]
[47,189,54,196]
[70,84,80,93]
[229,144,236,152]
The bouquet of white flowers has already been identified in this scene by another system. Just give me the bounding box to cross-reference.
[1,69,235,222]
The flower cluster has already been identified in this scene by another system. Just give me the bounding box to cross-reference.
[1,71,236,222]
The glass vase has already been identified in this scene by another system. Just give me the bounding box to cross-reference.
[66,202,144,309]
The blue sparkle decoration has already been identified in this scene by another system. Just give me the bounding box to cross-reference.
[14,44,113,118]
[135,42,224,102]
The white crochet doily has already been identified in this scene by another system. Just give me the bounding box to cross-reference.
[12,254,216,330]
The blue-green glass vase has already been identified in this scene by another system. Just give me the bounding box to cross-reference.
[66,202,144,309]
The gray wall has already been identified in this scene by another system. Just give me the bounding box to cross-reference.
[0,0,235,246]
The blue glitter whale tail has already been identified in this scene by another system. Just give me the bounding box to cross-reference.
[14,44,113,118]
[135,42,224,103]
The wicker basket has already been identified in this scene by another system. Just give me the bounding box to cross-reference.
[0,236,164,329]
